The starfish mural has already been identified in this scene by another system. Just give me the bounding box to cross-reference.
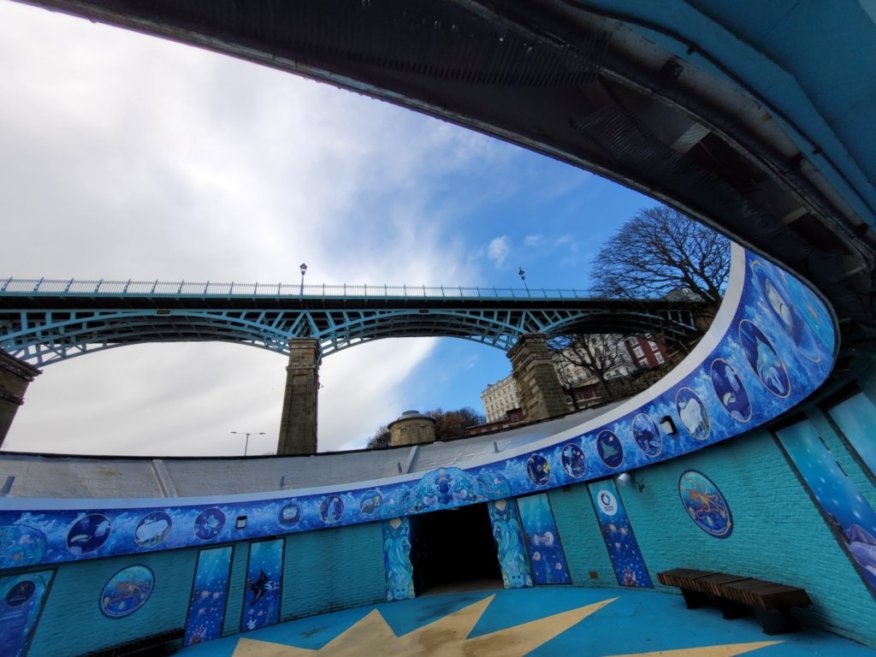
[230,595,780,657]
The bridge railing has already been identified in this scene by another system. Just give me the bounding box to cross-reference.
[0,277,596,299]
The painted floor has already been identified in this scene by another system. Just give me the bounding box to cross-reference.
[176,586,876,656]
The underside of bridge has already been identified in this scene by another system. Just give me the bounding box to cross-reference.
[3,2,876,656]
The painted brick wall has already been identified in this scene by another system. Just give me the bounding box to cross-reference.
[617,428,876,647]
[29,548,196,656]
[548,486,615,587]
[281,522,385,620]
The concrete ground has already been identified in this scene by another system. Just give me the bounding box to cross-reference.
[177,586,876,656]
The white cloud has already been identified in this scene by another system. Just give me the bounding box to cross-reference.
[0,3,520,455]
[524,234,543,247]
[487,236,511,267]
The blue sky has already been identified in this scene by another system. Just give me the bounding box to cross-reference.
[0,2,657,455]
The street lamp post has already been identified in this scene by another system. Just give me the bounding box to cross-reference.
[299,263,308,295]
[518,266,529,294]
[231,431,265,457]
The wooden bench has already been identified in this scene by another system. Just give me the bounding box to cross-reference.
[658,568,811,635]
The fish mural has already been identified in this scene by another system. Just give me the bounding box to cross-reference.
[589,482,652,588]
[487,499,532,589]
[383,517,414,601]
[516,494,571,585]
[99,565,154,618]
[184,546,233,646]
[241,539,283,632]
[0,571,53,657]
[0,248,838,570]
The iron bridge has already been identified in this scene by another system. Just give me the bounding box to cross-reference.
[0,278,703,366]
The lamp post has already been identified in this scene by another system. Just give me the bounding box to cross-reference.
[231,431,265,457]
[518,266,529,293]
[299,263,308,295]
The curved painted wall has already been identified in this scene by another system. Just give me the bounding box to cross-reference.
[0,245,837,569]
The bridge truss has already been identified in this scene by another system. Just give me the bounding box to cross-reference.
[0,278,702,366]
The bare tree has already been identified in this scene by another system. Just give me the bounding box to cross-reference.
[549,334,627,400]
[590,206,730,307]
[428,407,486,440]
[366,425,391,449]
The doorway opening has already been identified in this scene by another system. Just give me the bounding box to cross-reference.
[409,503,503,595]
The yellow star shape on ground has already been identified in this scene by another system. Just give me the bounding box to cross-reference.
[231,595,780,657]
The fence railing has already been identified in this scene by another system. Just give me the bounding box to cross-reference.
[0,277,595,300]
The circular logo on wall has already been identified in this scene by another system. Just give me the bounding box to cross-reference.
[99,565,154,619]
[676,387,710,441]
[66,514,111,555]
[526,454,551,485]
[631,413,662,458]
[134,511,172,548]
[5,580,35,607]
[194,507,225,540]
[359,491,382,516]
[596,489,618,517]
[278,502,302,527]
[560,444,587,478]
[0,525,47,569]
[710,359,752,423]
[319,495,344,524]
[678,470,733,538]
[738,320,791,398]
[596,431,624,468]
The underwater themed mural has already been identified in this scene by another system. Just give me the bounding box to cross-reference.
[0,525,46,570]
[678,470,733,538]
[0,248,838,570]
[516,494,571,585]
[826,391,876,479]
[775,419,876,595]
[99,565,154,618]
[241,539,283,632]
[589,481,652,587]
[487,499,533,588]
[383,517,415,601]
[0,571,53,657]
[184,546,233,646]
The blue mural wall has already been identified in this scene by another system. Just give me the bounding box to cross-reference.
[775,419,876,596]
[487,499,532,588]
[826,391,876,480]
[383,518,414,602]
[516,494,571,585]
[588,480,652,588]
[678,470,733,538]
[241,539,283,632]
[184,546,233,646]
[99,564,154,618]
[0,248,838,570]
[0,570,53,657]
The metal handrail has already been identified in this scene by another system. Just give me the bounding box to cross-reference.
[0,277,594,299]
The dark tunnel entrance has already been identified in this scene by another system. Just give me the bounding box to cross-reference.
[409,503,503,595]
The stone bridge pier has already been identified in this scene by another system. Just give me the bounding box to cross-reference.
[0,351,41,447]
[508,334,569,422]
[277,338,320,455]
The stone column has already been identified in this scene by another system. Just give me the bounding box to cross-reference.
[277,339,320,455]
[507,334,569,421]
[0,352,41,448]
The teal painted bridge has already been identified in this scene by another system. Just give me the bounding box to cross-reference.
[0,278,702,366]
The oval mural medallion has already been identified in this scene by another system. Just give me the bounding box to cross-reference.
[678,470,733,538]
[66,514,111,555]
[596,431,624,468]
[193,507,225,540]
[134,511,172,548]
[319,495,344,523]
[0,525,47,569]
[560,444,587,478]
[99,565,154,618]
[526,454,551,485]
[739,320,791,398]
[278,502,302,527]
[676,387,710,441]
[710,359,752,423]
[631,414,662,458]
